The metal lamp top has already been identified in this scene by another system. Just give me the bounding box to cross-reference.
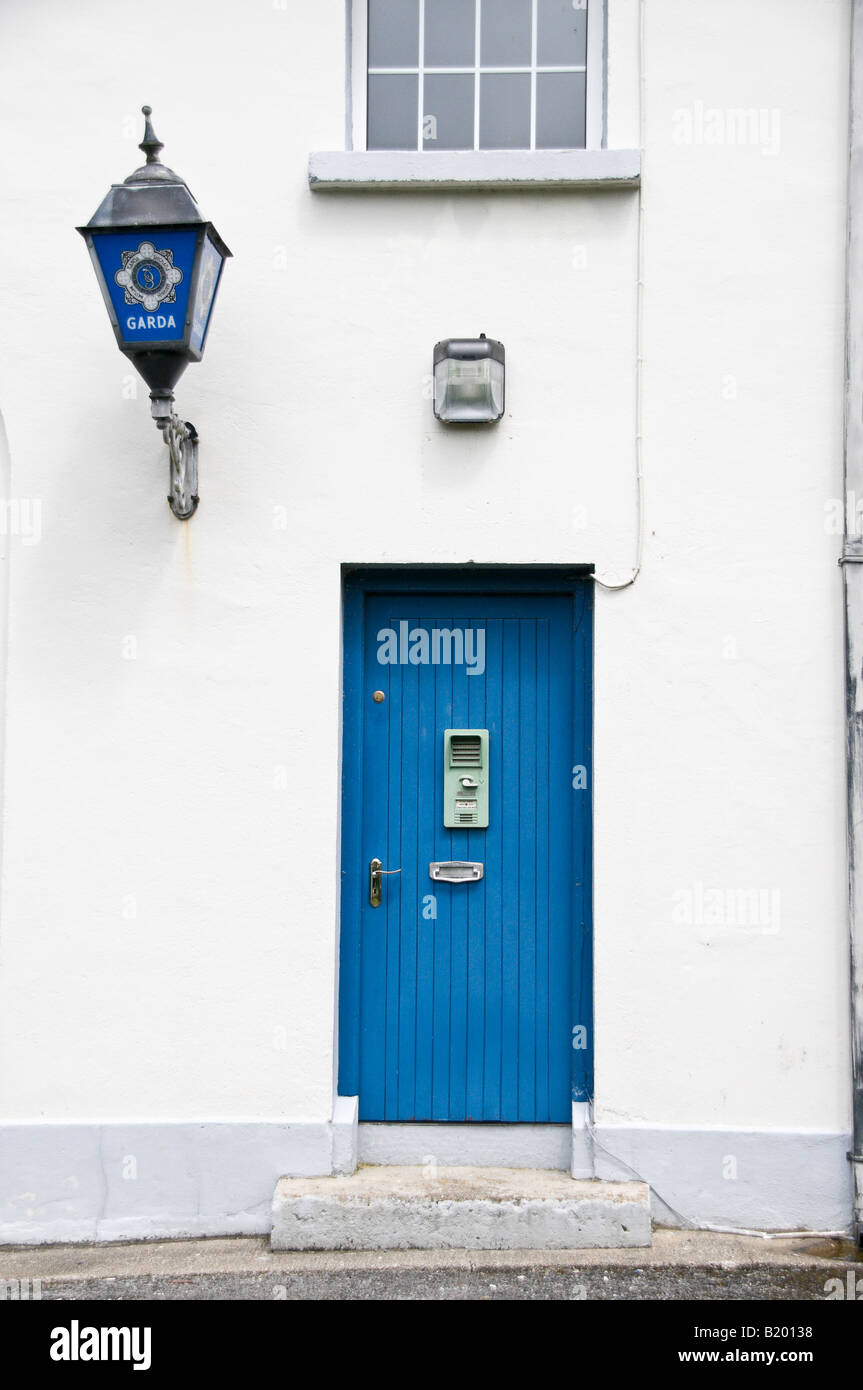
[77,106,232,256]
[434,334,505,366]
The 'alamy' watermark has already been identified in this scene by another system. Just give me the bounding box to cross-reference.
[50,1321,151,1370]
[0,498,41,546]
[1,1278,41,1300]
[825,491,863,535]
[377,622,485,676]
[672,881,781,933]
[824,1272,863,1299]
[672,102,781,157]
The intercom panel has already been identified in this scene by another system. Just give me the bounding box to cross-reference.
[443,729,489,828]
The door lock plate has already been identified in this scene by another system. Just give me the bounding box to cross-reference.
[369,857,401,907]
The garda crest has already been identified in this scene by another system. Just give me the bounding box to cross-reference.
[114,241,183,312]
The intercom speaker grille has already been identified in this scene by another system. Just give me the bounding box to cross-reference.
[450,735,482,767]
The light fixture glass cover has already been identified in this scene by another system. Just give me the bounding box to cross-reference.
[433,335,505,423]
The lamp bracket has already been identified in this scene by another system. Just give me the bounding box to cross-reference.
[150,393,199,520]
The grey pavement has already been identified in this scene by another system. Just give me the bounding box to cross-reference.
[1,1229,861,1300]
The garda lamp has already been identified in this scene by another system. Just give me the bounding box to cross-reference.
[77,106,231,519]
[433,334,505,424]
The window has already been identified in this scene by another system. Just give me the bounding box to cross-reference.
[310,0,637,189]
[354,0,603,153]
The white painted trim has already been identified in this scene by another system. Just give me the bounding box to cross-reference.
[332,1095,359,1174]
[417,0,425,149]
[0,1121,851,1242]
[367,65,588,74]
[473,0,482,151]
[308,147,640,190]
[350,0,368,151]
[529,0,538,150]
[0,412,11,1005]
[572,1101,593,1179]
[586,0,605,149]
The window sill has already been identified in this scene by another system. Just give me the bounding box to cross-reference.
[307,149,641,191]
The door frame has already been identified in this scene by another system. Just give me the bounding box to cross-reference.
[337,565,594,1116]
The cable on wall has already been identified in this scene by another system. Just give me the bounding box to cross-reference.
[594,0,645,592]
[585,1117,847,1241]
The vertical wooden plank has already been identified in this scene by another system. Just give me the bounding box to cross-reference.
[534,616,551,1119]
[500,616,521,1120]
[549,598,575,1117]
[397,617,420,1119]
[358,597,392,1120]
[414,607,437,1119]
[383,611,404,1118]
[517,618,538,1119]
[571,582,594,1103]
[465,618,488,1120]
[431,619,454,1119]
[337,583,364,1098]
[482,617,503,1120]
[447,626,470,1120]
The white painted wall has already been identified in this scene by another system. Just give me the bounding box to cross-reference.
[595,0,850,1133]
[0,0,852,1216]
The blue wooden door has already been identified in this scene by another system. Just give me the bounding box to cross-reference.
[339,576,592,1122]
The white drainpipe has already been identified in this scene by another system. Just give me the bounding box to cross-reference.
[841,0,863,1249]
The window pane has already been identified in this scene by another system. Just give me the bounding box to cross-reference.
[535,71,586,147]
[536,0,588,66]
[423,74,475,149]
[368,0,419,68]
[480,73,531,148]
[424,0,476,67]
[368,74,418,148]
[481,0,532,66]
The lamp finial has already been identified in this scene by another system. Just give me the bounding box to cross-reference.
[139,106,164,165]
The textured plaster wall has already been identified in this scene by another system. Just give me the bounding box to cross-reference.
[0,0,851,1142]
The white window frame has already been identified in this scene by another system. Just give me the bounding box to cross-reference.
[350,0,605,153]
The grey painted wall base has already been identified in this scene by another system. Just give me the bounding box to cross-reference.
[358,1123,572,1171]
[0,1121,335,1246]
[591,1126,853,1234]
[0,1120,853,1243]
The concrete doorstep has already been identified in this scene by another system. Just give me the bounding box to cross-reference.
[270,1166,651,1251]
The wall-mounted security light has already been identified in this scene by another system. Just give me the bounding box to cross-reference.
[433,335,505,425]
[77,107,231,520]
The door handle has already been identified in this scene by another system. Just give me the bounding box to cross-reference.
[369,857,402,908]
